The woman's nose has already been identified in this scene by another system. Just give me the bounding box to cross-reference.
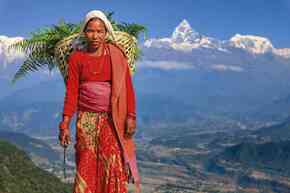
[92,33,98,39]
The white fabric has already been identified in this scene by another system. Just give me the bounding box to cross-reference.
[80,10,115,40]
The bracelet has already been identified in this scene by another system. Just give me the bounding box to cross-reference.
[127,115,136,120]
[128,112,136,116]
[59,122,70,131]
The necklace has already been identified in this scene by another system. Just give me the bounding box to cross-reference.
[86,44,107,75]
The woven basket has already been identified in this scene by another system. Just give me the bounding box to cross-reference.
[54,31,138,81]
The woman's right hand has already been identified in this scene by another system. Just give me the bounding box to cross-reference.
[58,119,71,147]
[125,116,136,139]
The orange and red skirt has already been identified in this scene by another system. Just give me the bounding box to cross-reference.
[73,111,129,193]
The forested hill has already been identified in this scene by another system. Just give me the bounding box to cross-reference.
[218,140,290,175]
[0,139,72,193]
[252,118,290,141]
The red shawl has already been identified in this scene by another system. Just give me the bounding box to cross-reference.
[106,42,141,193]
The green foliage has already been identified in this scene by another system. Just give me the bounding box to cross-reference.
[10,20,80,83]
[0,139,72,193]
[115,22,147,39]
[214,140,290,176]
[106,11,147,39]
[9,11,146,83]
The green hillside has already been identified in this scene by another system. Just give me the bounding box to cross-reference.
[217,140,290,175]
[0,139,72,193]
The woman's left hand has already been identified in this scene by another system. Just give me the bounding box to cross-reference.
[125,117,136,138]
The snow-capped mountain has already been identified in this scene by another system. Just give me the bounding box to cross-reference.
[229,34,274,54]
[274,48,290,58]
[0,35,25,69]
[144,19,225,52]
[0,36,26,80]
[171,19,201,44]
[141,19,290,72]
[143,19,290,58]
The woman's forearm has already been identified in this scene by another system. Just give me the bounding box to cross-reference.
[126,64,136,119]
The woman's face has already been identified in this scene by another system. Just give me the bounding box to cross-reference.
[84,18,107,49]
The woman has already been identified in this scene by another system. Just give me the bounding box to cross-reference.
[58,10,141,193]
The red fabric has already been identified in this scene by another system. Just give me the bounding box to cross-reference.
[64,42,141,193]
[73,111,129,193]
[105,43,141,193]
[78,81,112,112]
[63,45,136,118]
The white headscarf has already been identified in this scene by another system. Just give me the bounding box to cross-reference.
[80,10,115,40]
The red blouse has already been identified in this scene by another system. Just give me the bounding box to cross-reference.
[62,46,136,119]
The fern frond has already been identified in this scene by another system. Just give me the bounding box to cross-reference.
[12,51,54,83]
[8,39,46,55]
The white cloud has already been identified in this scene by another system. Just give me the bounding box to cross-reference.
[211,64,244,72]
[138,60,195,70]
[144,38,172,49]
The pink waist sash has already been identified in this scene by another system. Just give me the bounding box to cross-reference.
[78,81,112,112]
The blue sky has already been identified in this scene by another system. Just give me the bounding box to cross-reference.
[0,0,290,48]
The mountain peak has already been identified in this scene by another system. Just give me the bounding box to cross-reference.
[229,34,274,54]
[143,20,289,57]
[172,19,200,44]
[177,19,192,30]
[0,35,25,68]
